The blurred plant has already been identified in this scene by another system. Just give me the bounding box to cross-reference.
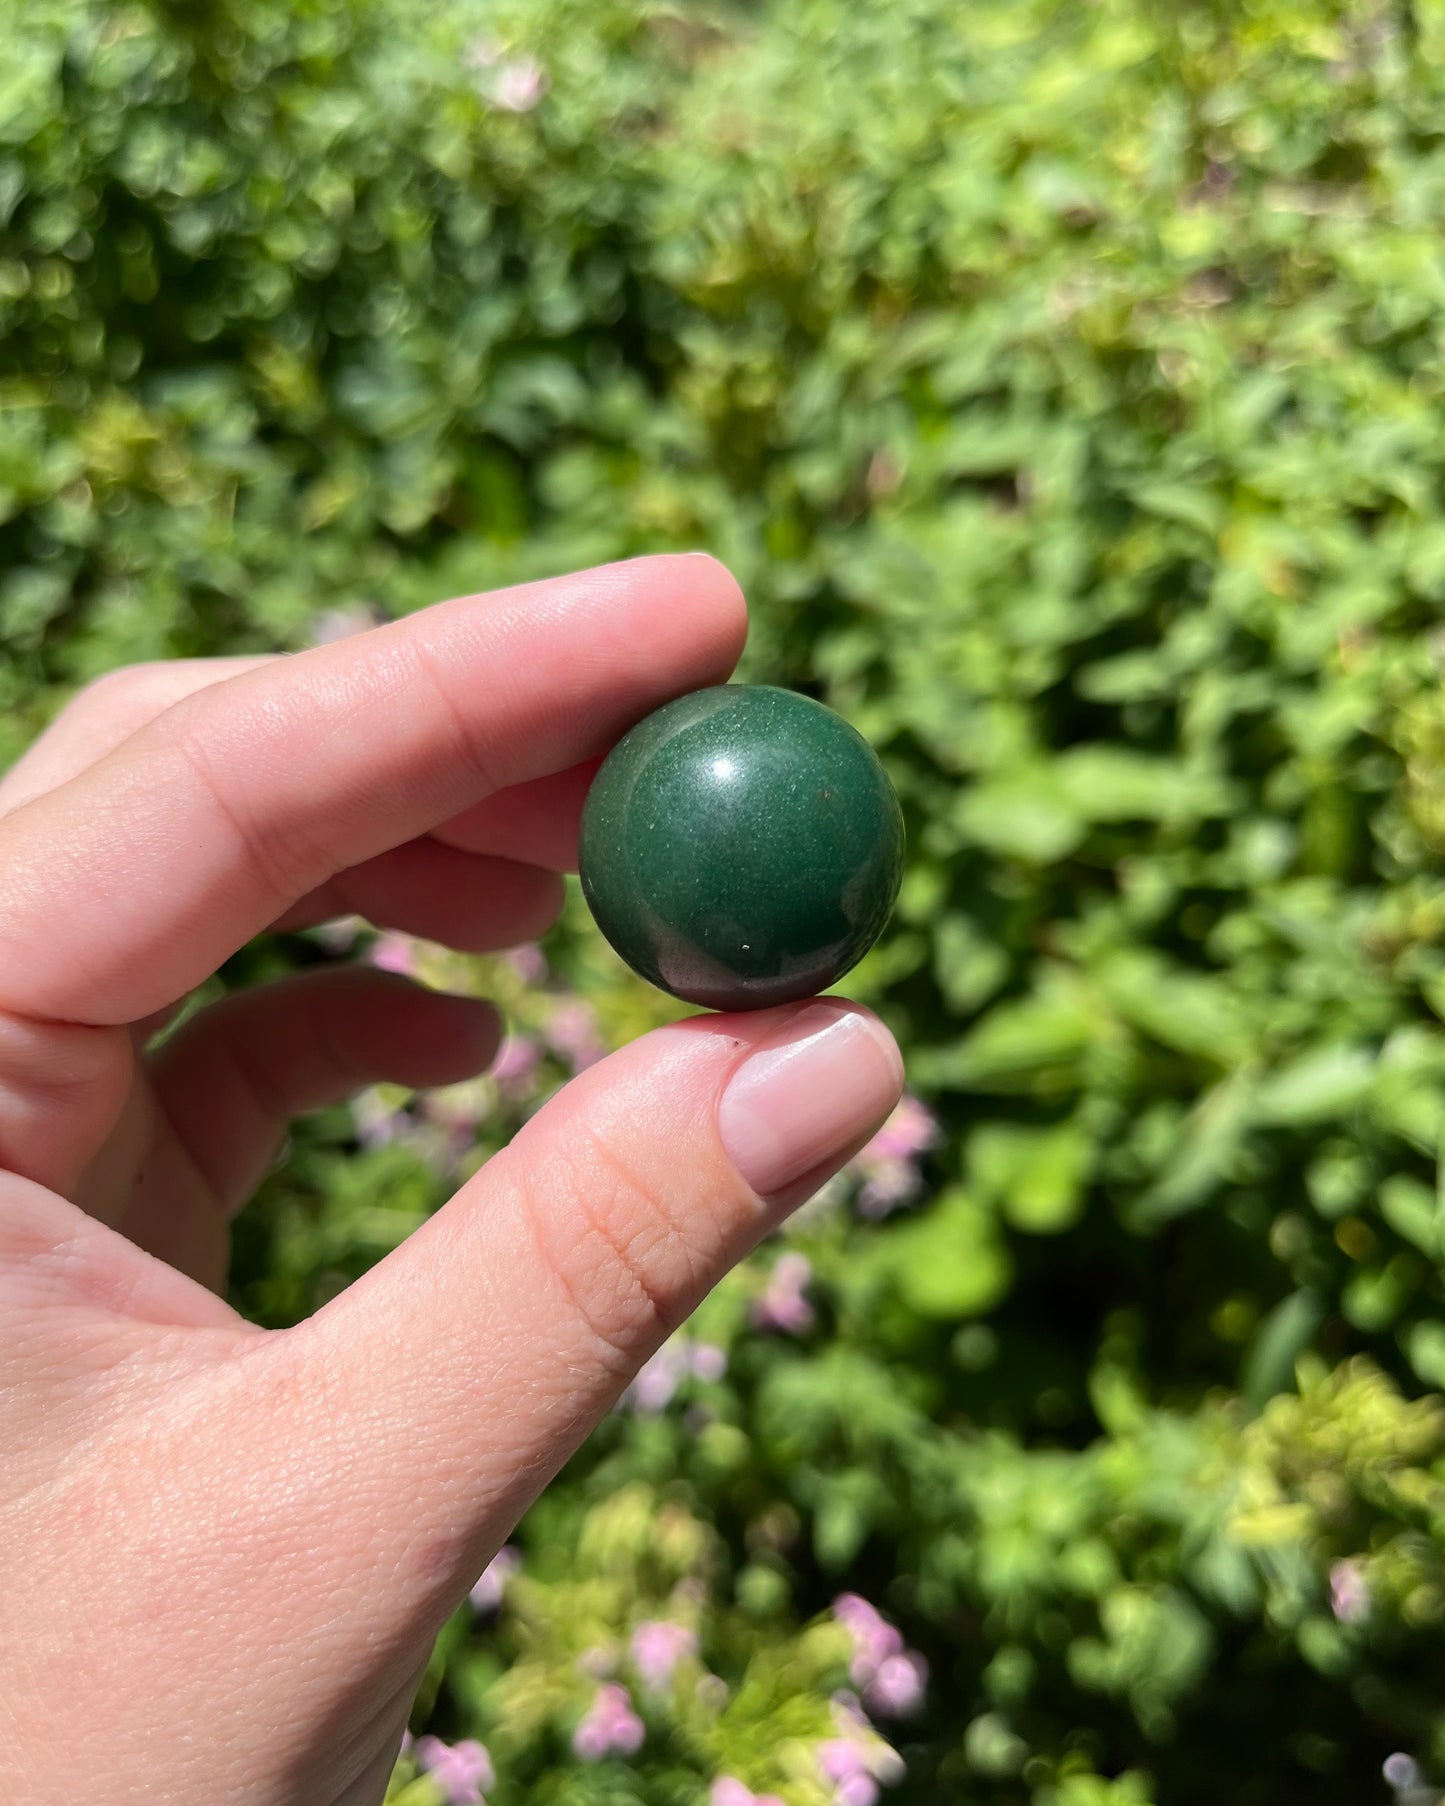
[9,0,1445,1798]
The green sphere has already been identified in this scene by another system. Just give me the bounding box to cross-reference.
[579,685,904,1011]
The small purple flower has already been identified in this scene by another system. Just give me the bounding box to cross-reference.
[464,38,549,111]
[753,1251,815,1334]
[368,932,418,978]
[1329,1559,1370,1625]
[547,999,606,1072]
[690,1342,727,1383]
[413,1736,494,1805]
[491,1034,542,1097]
[492,55,548,112]
[572,1683,644,1760]
[855,1158,922,1220]
[1384,1753,1422,1791]
[622,1337,721,1412]
[469,1546,520,1614]
[816,1717,905,1806]
[711,1782,786,1806]
[867,1095,939,1162]
[865,1651,928,1719]
[832,1596,927,1718]
[851,1096,939,1218]
[631,1620,697,1690]
[818,1739,867,1784]
[626,1341,688,1413]
[833,1594,904,1682]
[819,1740,879,1806]
[506,943,549,985]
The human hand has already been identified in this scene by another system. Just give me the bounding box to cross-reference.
[0,557,903,1806]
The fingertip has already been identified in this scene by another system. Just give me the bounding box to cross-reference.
[619,551,749,670]
[430,992,506,1073]
[358,974,502,1080]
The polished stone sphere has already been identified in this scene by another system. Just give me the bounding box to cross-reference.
[579,685,904,1011]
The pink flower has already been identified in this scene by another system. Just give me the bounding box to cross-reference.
[464,39,549,111]
[468,1547,520,1614]
[626,1342,688,1413]
[622,1337,724,1412]
[833,1595,904,1681]
[413,1736,493,1805]
[572,1683,644,1760]
[368,932,418,978]
[506,943,548,984]
[631,1620,697,1690]
[851,1096,939,1218]
[832,1596,927,1717]
[816,1723,905,1806]
[819,1739,877,1806]
[753,1251,815,1335]
[836,1778,880,1806]
[492,55,548,112]
[710,1782,786,1806]
[690,1342,727,1383]
[865,1651,927,1718]
[866,1095,939,1162]
[831,1696,904,1783]
[491,1034,542,1096]
[855,1158,922,1220]
[546,999,606,1071]
[1329,1559,1370,1625]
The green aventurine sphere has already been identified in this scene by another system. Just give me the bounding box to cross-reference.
[579,685,904,1011]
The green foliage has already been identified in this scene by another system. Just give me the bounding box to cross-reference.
[5,0,1445,1798]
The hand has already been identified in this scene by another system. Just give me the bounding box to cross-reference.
[0,557,903,1806]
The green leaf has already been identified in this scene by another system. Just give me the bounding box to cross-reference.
[1253,1046,1376,1127]
[971,1122,1092,1233]
[1241,1292,1325,1410]
[885,1188,1013,1319]
[922,981,1097,1091]
[1377,1175,1440,1257]
[1406,1320,1445,1390]
[956,772,1086,862]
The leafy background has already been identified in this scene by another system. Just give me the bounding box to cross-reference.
[4,0,1445,1800]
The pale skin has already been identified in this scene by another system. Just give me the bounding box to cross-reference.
[0,555,904,1806]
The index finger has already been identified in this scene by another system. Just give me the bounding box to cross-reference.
[0,555,745,1025]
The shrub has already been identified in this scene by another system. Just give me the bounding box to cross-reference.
[4,0,1445,1799]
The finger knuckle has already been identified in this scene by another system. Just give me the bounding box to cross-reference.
[516,1128,707,1372]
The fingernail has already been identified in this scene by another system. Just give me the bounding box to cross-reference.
[717,1003,904,1199]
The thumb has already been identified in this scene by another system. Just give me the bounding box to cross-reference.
[266,1000,901,1632]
